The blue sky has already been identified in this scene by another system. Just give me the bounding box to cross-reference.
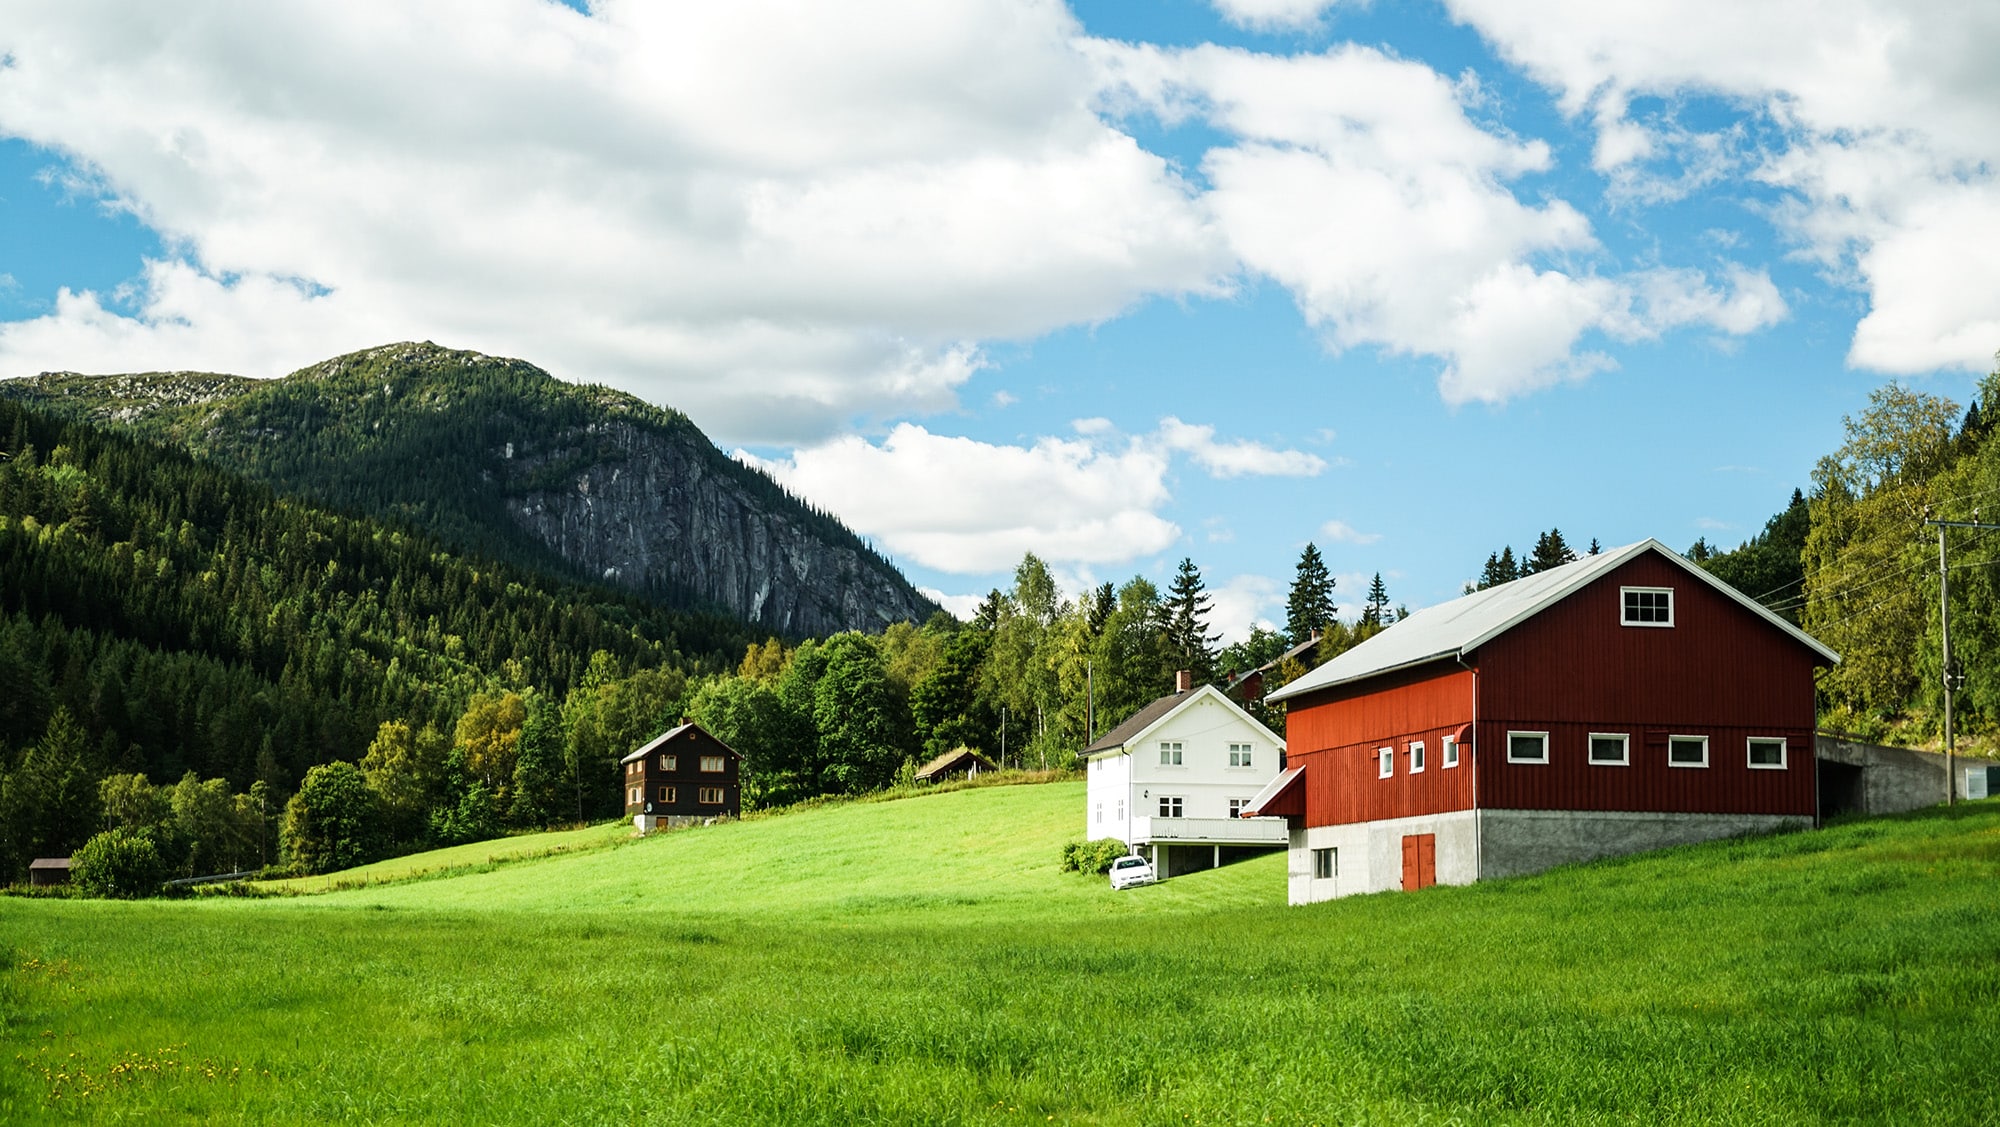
[2,1,1995,638]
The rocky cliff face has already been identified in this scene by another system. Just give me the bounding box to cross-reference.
[2,343,939,637]
[505,418,931,636]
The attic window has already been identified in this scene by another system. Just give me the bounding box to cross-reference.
[1621,587,1674,627]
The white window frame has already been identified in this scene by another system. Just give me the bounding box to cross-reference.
[1228,797,1250,819]
[1408,740,1426,774]
[1378,747,1394,778]
[1159,741,1184,767]
[628,786,641,806]
[1095,801,1103,825]
[659,754,676,771]
[1668,734,1710,768]
[1588,731,1631,767]
[1747,736,1788,770]
[1158,795,1185,818]
[1227,742,1254,768]
[1312,847,1336,880]
[1442,735,1459,769]
[1620,586,1675,627]
[1506,730,1550,764]
[1115,798,1124,821]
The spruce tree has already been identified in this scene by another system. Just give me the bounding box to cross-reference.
[1165,557,1219,686]
[1361,572,1391,627]
[1527,528,1577,574]
[1285,542,1337,647]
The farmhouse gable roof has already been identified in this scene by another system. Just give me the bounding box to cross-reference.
[1082,683,1283,756]
[1267,539,1839,703]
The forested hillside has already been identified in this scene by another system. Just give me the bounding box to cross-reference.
[0,397,759,880]
[2,342,937,636]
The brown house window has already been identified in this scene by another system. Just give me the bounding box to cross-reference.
[627,786,640,806]
[659,754,677,771]
[698,787,726,805]
[700,755,725,773]
[657,786,676,803]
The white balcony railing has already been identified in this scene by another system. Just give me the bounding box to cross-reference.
[1131,815,1288,846]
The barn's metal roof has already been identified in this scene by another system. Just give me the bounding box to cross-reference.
[1267,539,1839,704]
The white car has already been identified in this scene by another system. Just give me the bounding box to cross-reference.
[1108,855,1156,890]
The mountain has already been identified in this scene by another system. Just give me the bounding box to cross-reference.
[2,343,939,637]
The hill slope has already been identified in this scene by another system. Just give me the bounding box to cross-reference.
[5,786,2000,1122]
[3,342,938,637]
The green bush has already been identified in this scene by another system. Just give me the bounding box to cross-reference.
[71,827,168,898]
[1059,838,1130,875]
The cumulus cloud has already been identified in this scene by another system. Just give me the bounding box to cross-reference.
[1089,40,1785,404]
[1209,0,1341,32]
[1208,573,1283,646]
[1445,0,2000,375]
[0,0,1226,441]
[1318,519,1380,545]
[749,417,1321,574]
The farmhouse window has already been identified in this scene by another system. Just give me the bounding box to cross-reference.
[1668,735,1709,768]
[1228,743,1253,767]
[1507,731,1549,764]
[626,761,637,777]
[1589,732,1630,766]
[1747,737,1787,770]
[1378,747,1394,778]
[698,787,726,805]
[1313,847,1336,880]
[627,786,641,806]
[1621,586,1674,627]
[1158,796,1184,818]
[657,786,675,803]
[659,754,676,771]
[1095,802,1103,825]
[1442,735,1459,768]
[1228,797,1250,818]
[1115,799,1124,821]
[700,755,725,773]
[1159,742,1184,766]
[1409,741,1426,773]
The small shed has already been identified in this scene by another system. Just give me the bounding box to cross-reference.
[915,747,996,784]
[28,857,72,887]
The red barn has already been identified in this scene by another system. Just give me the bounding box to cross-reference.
[1247,540,1838,903]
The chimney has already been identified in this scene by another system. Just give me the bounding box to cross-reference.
[1176,669,1193,693]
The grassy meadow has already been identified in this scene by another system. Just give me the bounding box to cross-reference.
[5,778,2000,1124]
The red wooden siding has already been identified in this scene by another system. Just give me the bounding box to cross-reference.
[1473,553,1819,816]
[1285,662,1475,826]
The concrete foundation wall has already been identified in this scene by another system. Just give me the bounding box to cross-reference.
[1287,810,1478,903]
[1814,735,1952,815]
[1477,808,1809,880]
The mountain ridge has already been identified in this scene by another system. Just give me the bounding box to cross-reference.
[2,342,939,637]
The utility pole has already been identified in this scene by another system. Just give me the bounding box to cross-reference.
[1922,517,2000,805]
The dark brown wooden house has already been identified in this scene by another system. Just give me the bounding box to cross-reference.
[622,722,742,830]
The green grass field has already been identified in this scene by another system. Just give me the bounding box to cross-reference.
[6,779,2000,1124]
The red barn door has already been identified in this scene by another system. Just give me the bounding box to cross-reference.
[1401,834,1436,890]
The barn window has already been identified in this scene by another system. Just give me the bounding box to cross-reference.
[700,755,725,773]
[659,754,677,771]
[1409,741,1426,773]
[1228,743,1253,767]
[1313,847,1337,880]
[1158,796,1185,818]
[1621,587,1674,626]
[1747,737,1787,770]
[1507,731,1549,764]
[698,787,726,805]
[1442,735,1459,768]
[1669,735,1709,768]
[1378,747,1394,778]
[1589,732,1630,766]
[1159,742,1184,766]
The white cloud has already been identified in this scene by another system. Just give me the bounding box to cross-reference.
[919,587,988,620]
[1208,573,1282,646]
[1157,416,1326,477]
[750,415,1322,574]
[1088,40,1784,405]
[0,1,1226,441]
[1209,0,1341,32]
[1445,0,2000,375]
[1318,519,1381,545]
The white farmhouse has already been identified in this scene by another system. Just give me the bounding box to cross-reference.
[1082,671,1288,877]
